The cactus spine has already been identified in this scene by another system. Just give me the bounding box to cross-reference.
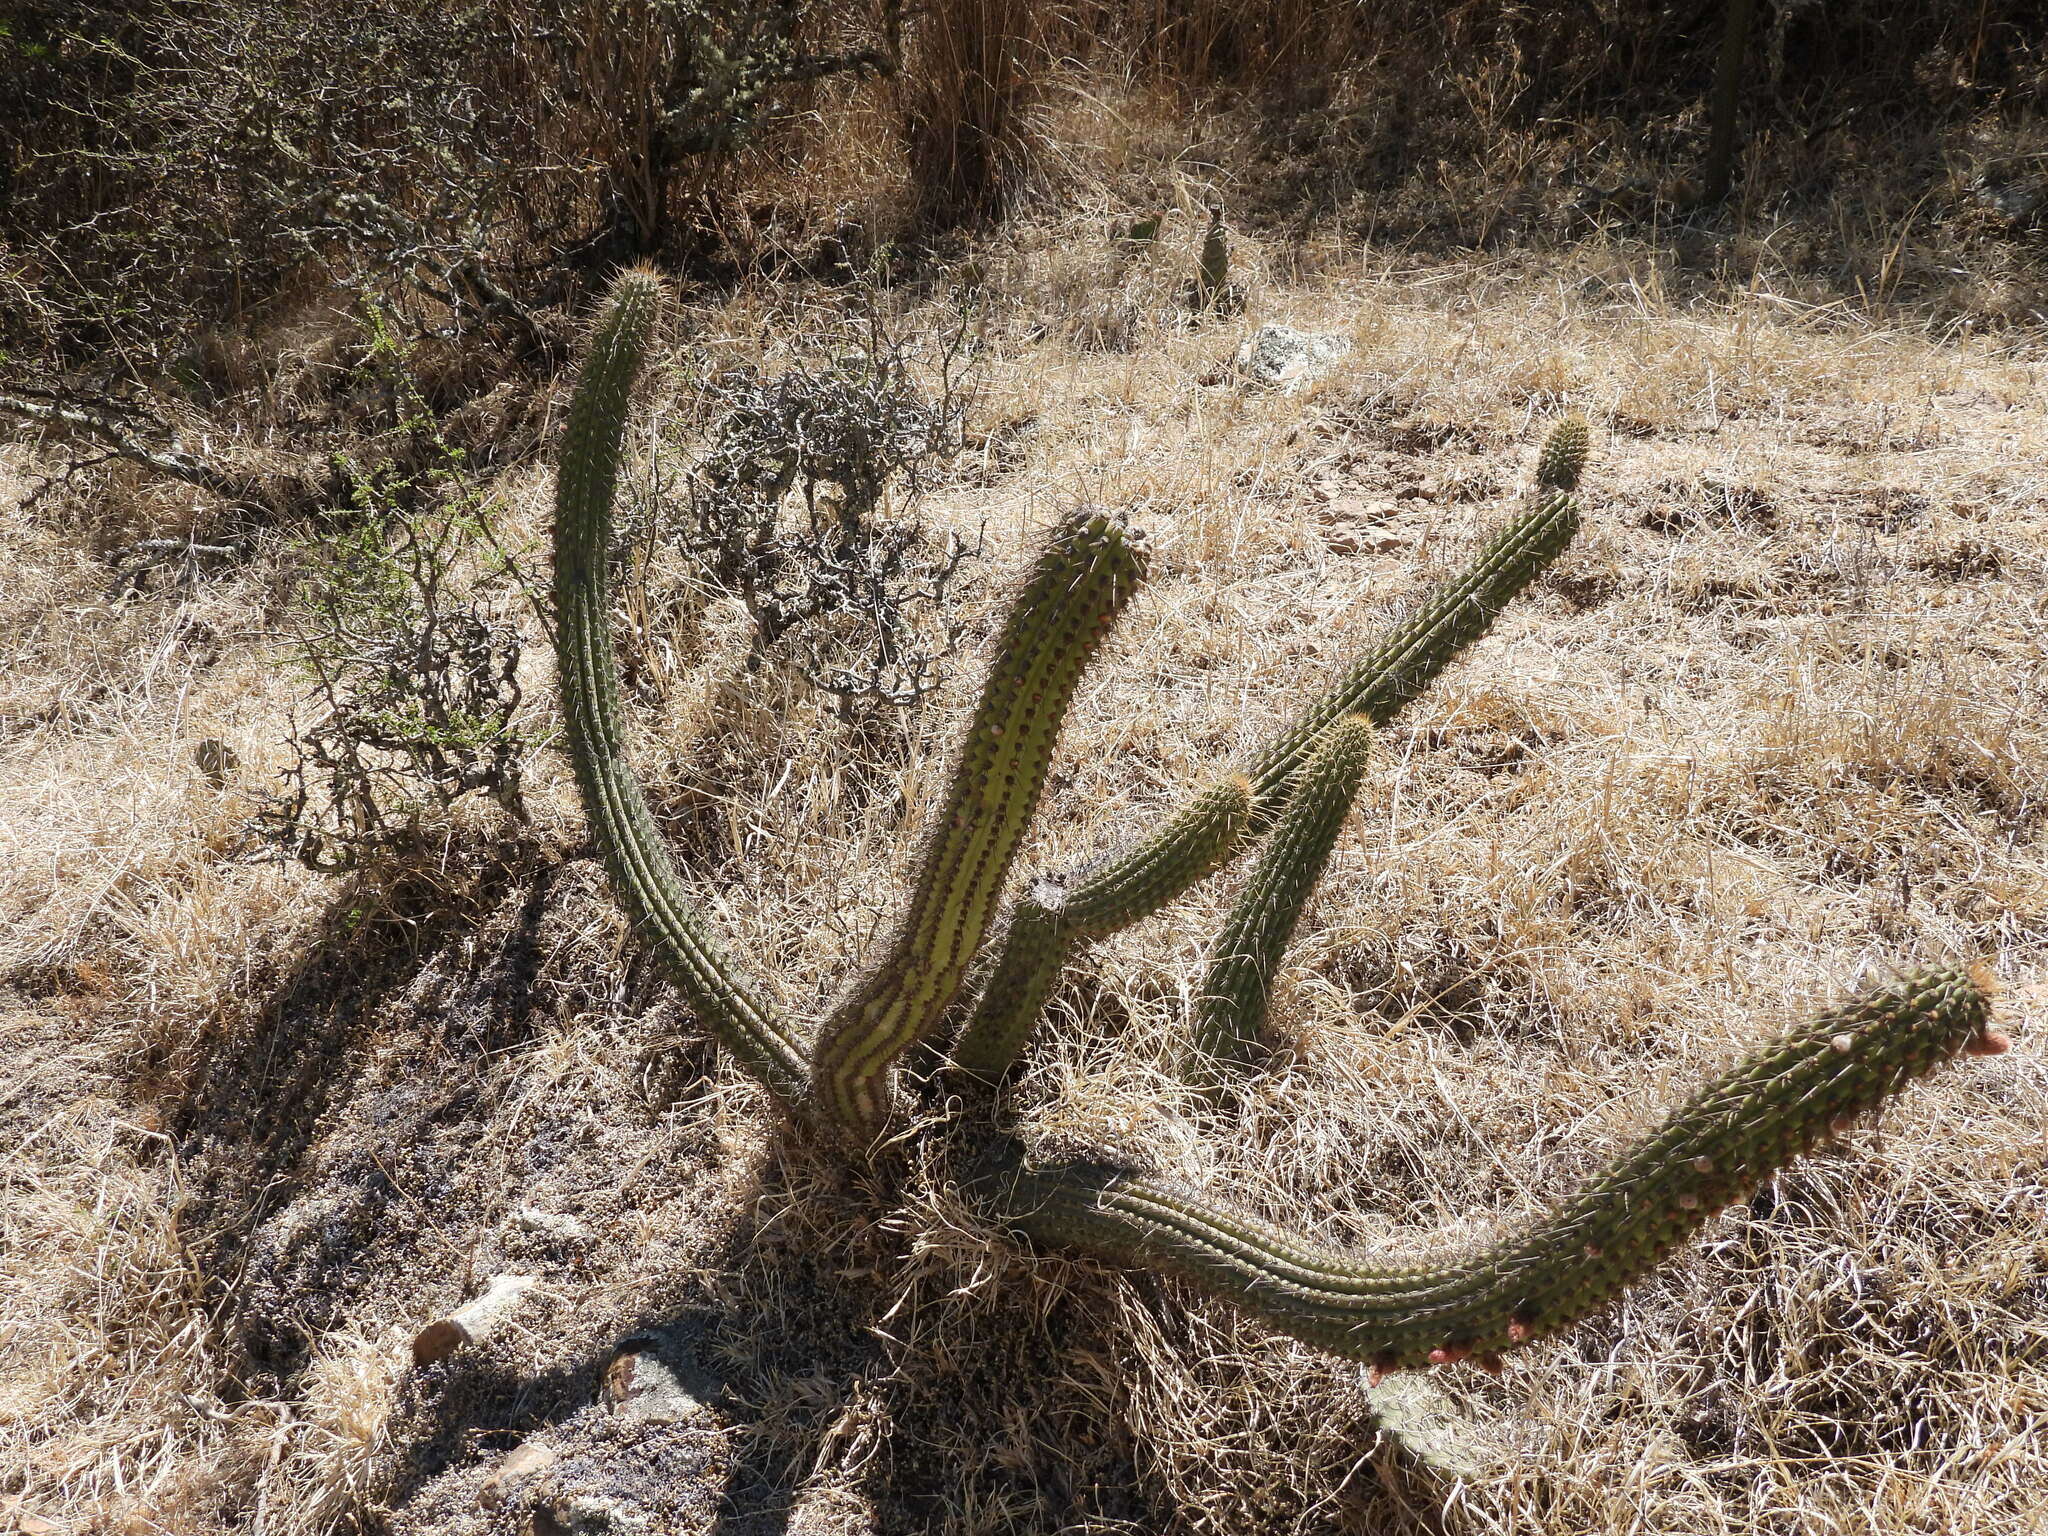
[811,510,1145,1136]
[1189,715,1374,1081]
[952,418,1589,1080]
[553,268,810,1107]
[995,965,1997,1373]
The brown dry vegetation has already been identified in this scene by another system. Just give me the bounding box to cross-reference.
[6,5,2048,1534]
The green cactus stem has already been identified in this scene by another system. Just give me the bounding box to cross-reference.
[992,964,1997,1374]
[554,269,811,1108]
[951,775,1256,1080]
[952,419,1588,1080]
[1197,203,1229,308]
[1190,716,1374,1081]
[810,509,1146,1138]
[1238,418,1585,815]
[1536,415,1590,491]
[1059,775,1258,936]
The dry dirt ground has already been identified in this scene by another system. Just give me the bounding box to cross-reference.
[4,218,2047,1535]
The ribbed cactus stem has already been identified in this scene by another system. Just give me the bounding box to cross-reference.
[1536,415,1590,491]
[994,965,1996,1372]
[1060,776,1257,936]
[953,423,1586,1080]
[1197,204,1229,308]
[1190,717,1373,1081]
[553,269,811,1108]
[952,894,1069,1082]
[1241,428,1583,815]
[951,776,1255,1081]
[810,509,1146,1138]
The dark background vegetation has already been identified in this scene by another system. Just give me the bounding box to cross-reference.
[5,0,2042,557]
[6,1,2044,362]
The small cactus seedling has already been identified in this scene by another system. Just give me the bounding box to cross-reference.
[551,269,2008,1406]
[1197,202,1230,305]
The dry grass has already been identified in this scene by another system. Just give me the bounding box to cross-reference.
[5,173,2048,1536]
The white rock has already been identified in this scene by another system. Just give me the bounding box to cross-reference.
[1233,325,1352,391]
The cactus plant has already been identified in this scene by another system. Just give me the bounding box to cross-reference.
[551,269,2008,1393]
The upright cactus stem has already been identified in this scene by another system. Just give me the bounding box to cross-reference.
[952,776,1256,1081]
[1190,716,1374,1082]
[1197,201,1230,309]
[810,509,1146,1138]
[994,965,2001,1374]
[554,269,811,1108]
[1537,415,1590,491]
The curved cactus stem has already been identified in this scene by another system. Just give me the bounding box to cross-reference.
[989,965,1995,1370]
[952,420,1588,1082]
[1190,716,1374,1083]
[809,509,1146,1140]
[553,269,811,1108]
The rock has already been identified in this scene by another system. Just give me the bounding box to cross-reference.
[412,1274,541,1365]
[511,1207,592,1245]
[603,1342,711,1425]
[1317,498,1413,555]
[1233,325,1352,391]
[1364,1370,1501,1477]
[1323,524,1418,556]
[1972,165,2048,229]
[480,1441,560,1509]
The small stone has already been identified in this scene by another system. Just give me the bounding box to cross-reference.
[1322,518,1418,556]
[481,1441,559,1509]
[1232,325,1352,392]
[512,1208,591,1244]
[1831,1033,1855,1054]
[413,1275,540,1366]
[603,1344,709,1425]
